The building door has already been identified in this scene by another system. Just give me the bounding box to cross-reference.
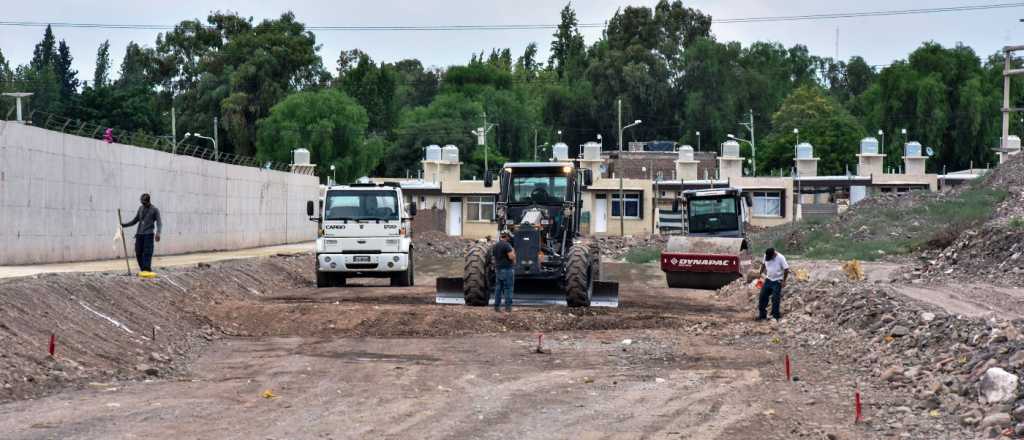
[447,197,463,236]
[594,196,607,233]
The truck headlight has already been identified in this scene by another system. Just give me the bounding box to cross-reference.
[393,256,400,262]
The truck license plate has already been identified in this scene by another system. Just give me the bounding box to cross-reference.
[353,256,371,262]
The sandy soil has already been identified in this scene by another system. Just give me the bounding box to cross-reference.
[0,256,892,439]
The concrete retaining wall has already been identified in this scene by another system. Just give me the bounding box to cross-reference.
[0,122,319,265]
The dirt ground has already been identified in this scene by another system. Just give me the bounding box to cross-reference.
[0,256,932,439]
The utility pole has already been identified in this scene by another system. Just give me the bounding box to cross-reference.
[618,99,624,237]
[472,112,496,174]
[739,109,756,175]
[1001,46,1024,148]
[171,106,177,154]
[212,116,219,160]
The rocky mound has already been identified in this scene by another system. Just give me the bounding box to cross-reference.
[719,273,1024,438]
[922,155,1024,285]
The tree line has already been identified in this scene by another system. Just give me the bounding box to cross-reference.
[0,2,1019,182]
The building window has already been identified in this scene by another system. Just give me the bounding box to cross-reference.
[466,196,495,222]
[611,193,641,218]
[752,191,782,217]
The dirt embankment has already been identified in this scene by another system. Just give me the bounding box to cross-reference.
[0,255,311,403]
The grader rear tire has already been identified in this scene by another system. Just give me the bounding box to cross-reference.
[565,245,592,308]
[463,243,491,306]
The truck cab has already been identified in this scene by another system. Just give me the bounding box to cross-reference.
[307,182,416,287]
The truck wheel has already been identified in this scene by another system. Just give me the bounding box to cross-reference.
[565,245,592,307]
[391,255,414,287]
[316,271,329,288]
[334,275,347,287]
[463,243,491,306]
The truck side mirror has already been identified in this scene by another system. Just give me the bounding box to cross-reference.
[582,169,593,186]
[483,169,494,188]
[306,200,315,217]
[672,199,680,212]
[408,202,417,216]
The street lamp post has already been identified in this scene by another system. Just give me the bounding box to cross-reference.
[534,143,548,161]
[793,128,800,146]
[330,164,337,185]
[617,98,642,236]
[727,134,754,175]
[695,131,701,151]
[878,129,885,155]
[183,132,217,160]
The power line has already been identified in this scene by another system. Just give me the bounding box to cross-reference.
[0,3,1021,32]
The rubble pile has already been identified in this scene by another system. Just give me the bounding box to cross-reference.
[719,274,1024,438]
[593,235,667,260]
[413,230,476,258]
[922,155,1024,285]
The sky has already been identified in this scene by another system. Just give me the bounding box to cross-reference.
[1,0,1022,85]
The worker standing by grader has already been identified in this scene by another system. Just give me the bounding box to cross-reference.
[436,161,619,308]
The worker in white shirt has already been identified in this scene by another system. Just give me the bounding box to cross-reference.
[757,247,789,321]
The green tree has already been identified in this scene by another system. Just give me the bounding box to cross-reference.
[759,85,865,176]
[549,3,587,80]
[30,25,57,71]
[93,40,111,87]
[383,93,483,178]
[256,89,377,183]
[392,59,440,108]
[338,53,399,134]
[55,40,79,100]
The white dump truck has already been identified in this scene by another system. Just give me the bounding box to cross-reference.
[307,182,416,287]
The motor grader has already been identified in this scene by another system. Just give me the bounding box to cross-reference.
[436,162,619,307]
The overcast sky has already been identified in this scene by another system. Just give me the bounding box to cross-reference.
[1,0,1021,84]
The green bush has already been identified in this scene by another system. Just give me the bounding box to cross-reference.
[623,246,662,264]
[1010,217,1024,230]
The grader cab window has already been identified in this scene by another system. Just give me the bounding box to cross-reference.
[510,175,568,204]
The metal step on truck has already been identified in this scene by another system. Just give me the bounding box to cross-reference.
[307,181,416,288]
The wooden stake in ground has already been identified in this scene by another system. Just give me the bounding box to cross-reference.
[116,209,132,276]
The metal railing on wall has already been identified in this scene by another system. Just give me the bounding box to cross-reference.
[6,109,296,172]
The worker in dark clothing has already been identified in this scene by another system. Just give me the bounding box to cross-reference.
[121,193,162,272]
[491,231,517,312]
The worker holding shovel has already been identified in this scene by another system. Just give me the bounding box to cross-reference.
[120,193,162,273]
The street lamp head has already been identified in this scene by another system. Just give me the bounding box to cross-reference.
[634,120,642,124]
[596,134,602,140]
[557,130,562,135]
[330,165,336,171]
[901,128,907,135]
[184,132,191,138]
[793,128,799,134]
[878,129,883,136]
[727,134,736,139]
[695,131,700,136]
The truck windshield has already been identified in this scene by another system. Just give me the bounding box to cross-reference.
[687,197,739,233]
[324,190,399,221]
[510,174,567,204]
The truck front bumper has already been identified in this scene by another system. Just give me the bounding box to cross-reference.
[316,253,409,273]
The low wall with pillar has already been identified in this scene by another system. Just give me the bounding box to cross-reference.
[0,121,319,265]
